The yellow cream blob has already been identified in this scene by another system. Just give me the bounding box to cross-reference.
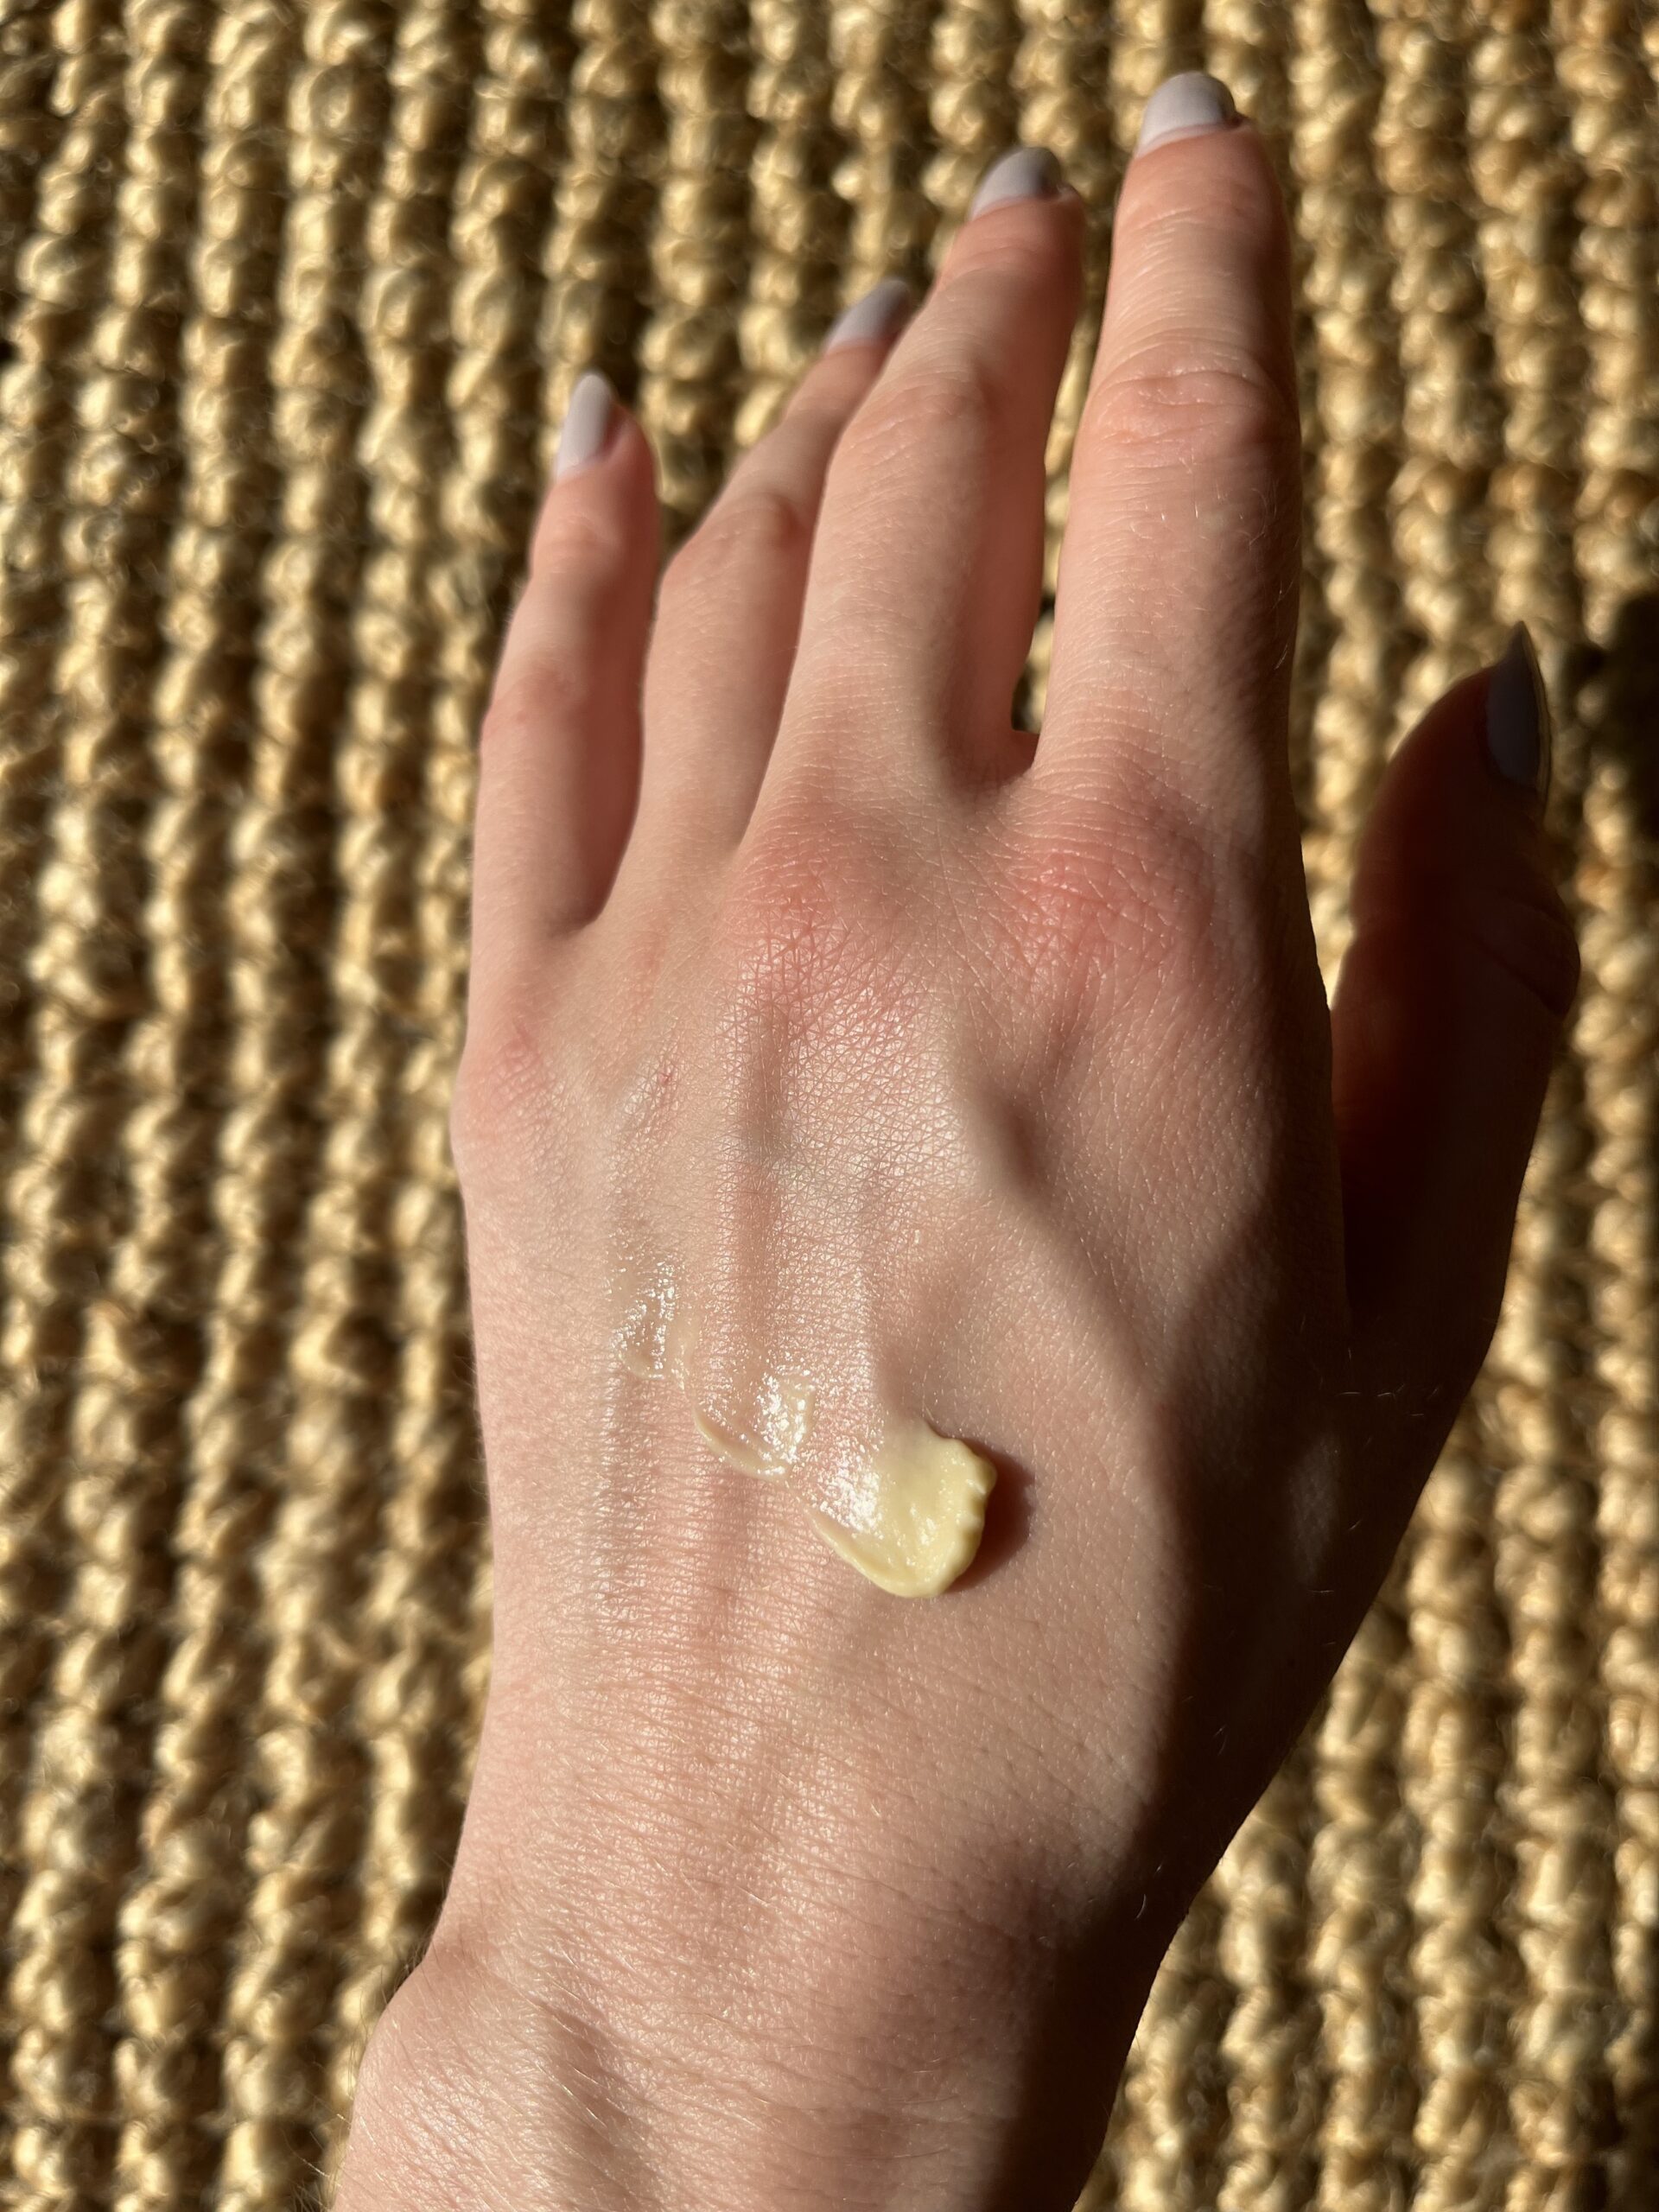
[808,1423,995,1598]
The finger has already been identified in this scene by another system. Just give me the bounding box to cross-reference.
[782,149,1085,788]
[1033,74,1301,845]
[1332,626,1579,1422]
[472,372,659,976]
[632,281,912,857]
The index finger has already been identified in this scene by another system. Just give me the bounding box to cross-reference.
[1032,75,1302,847]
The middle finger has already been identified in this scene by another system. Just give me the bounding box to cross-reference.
[779,149,1084,793]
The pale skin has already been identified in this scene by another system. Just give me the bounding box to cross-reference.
[334,85,1578,2212]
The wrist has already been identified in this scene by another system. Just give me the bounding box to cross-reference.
[335,1895,1160,2212]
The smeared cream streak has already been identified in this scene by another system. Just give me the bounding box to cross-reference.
[611,1261,993,1596]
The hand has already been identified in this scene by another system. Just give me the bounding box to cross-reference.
[333,76,1576,2212]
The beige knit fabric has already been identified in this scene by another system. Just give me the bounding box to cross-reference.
[0,1,1655,2205]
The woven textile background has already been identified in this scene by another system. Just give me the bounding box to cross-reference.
[0,0,1656,2206]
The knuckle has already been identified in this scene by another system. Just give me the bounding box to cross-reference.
[448,975,556,1173]
[1466,884,1581,1026]
[719,826,850,1012]
[1000,787,1231,1033]
[662,478,815,601]
[708,477,817,568]
[781,388,859,451]
[836,350,1007,476]
[946,213,1077,292]
[530,499,632,589]
[480,647,590,753]
[716,796,904,1039]
[1363,867,1580,1031]
[1125,151,1288,257]
[447,1048,499,1175]
[1087,346,1300,472]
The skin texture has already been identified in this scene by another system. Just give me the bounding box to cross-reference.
[333,105,1578,2212]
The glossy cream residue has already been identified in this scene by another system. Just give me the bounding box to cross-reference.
[808,1422,995,1599]
[693,1369,815,1479]
[616,1262,694,1386]
[612,1263,993,1596]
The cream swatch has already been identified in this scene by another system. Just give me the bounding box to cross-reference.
[613,1263,994,1596]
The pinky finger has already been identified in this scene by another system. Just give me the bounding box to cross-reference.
[472,372,660,982]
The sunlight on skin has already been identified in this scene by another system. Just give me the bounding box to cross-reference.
[334,72,1574,2212]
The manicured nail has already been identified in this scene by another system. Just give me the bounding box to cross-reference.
[969,144,1061,219]
[1136,72,1240,156]
[1485,621,1553,803]
[555,370,615,481]
[823,276,912,353]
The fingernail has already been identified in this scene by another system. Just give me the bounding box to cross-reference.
[1136,72,1240,156]
[1485,621,1553,803]
[823,276,912,353]
[969,144,1061,219]
[555,370,615,481]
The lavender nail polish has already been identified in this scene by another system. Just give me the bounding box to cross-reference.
[556,371,615,481]
[823,277,913,353]
[1136,73,1240,156]
[969,145,1062,219]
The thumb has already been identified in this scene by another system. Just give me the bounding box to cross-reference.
[1331,623,1580,1418]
